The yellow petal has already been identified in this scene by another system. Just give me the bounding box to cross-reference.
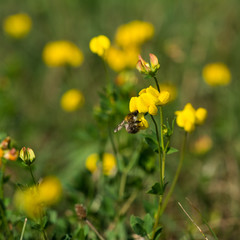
[129,97,138,112]
[195,108,207,125]
[158,91,170,105]
[148,104,158,115]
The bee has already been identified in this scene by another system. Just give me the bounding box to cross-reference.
[114,110,141,134]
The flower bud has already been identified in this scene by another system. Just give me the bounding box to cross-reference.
[20,147,35,165]
[149,53,160,71]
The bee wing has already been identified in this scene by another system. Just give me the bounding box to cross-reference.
[114,120,126,133]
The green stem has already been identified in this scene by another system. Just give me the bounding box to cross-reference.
[28,164,36,185]
[42,229,48,240]
[153,76,160,92]
[159,107,165,183]
[150,115,162,184]
[0,161,6,199]
[160,131,188,216]
[20,218,27,240]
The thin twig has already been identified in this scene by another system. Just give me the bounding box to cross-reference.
[186,198,218,240]
[20,218,27,240]
[86,219,105,240]
[178,202,208,240]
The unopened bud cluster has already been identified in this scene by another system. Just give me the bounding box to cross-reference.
[19,147,36,165]
[136,53,160,76]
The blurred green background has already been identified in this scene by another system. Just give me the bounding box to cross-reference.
[1,0,240,239]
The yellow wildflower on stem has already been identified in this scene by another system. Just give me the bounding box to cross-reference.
[60,89,85,112]
[202,62,231,86]
[175,103,207,132]
[3,13,32,38]
[42,41,84,67]
[89,35,111,58]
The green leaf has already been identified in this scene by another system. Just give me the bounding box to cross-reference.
[143,214,153,234]
[166,147,178,155]
[130,215,147,237]
[153,227,163,240]
[144,137,159,153]
[147,182,164,195]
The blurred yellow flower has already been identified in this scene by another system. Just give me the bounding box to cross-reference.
[115,20,154,48]
[42,41,84,67]
[129,86,170,115]
[191,135,213,155]
[14,177,62,219]
[85,153,98,173]
[89,35,110,57]
[175,103,207,132]
[60,89,85,112]
[3,13,32,38]
[85,153,116,176]
[102,153,117,176]
[106,46,139,72]
[202,63,231,86]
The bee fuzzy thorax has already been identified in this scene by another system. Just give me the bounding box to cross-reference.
[114,111,145,134]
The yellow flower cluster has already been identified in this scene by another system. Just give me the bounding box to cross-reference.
[85,153,116,176]
[115,20,154,48]
[60,89,85,112]
[89,35,111,57]
[14,177,62,219]
[129,86,170,115]
[175,103,207,132]
[89,21,154,72]
[202,63,231,86]
[42,41,84,67]
[3,13,32,38]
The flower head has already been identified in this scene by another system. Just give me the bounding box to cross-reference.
[89,35,111,57]
[42,41,84,67]
[129,86,170,115]
[115,20,154,48]
[202,63,231,86]
[3,13,32,38]
[175,103,207,132]
[14,177,62,219]
[60,89,85,112]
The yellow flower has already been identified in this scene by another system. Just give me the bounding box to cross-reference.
[202,63,231,86]
[85,153,116,176]
[38,177,62,205]
[85,153,98,173]
[3,13,32,38]
[60,89,85,112]
[14,177,62,219]
[42,41,84,67]
[129,86,170,115]
[89,35,111,57]
[115,20,154,48]
[102,153,116,176]
[175,103,207,132]
[106,46,139,72]
[195,108,207,125]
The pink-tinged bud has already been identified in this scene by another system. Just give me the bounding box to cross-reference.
[136,60,145,73]
[138,55,151,72]
[149,53,160,70]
